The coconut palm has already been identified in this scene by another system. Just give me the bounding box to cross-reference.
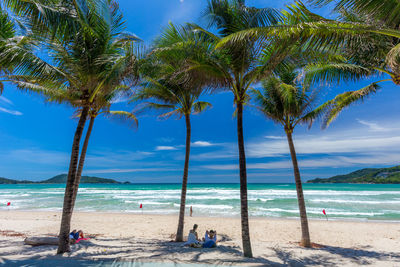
[135,24,212,241]
[3,0,140,253]
[217,1,400,125]
[300,0,400,125]
[72,94,138,210]
[0,8,14,87]
[0,5,36,94]
[252,68,331,247]
[135,78,211,241]
[186,0,287,257]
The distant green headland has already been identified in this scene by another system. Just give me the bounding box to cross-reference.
[307,165,400,184]
[0,174,131,184]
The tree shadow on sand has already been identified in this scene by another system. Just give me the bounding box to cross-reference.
[271,244,400,266]
[1,237,400,266]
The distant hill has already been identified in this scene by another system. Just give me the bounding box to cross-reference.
[307,165,400,184]
[0,174,130,184]
[0,177,32,184]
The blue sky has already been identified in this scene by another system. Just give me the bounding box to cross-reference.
[1,0,399,183]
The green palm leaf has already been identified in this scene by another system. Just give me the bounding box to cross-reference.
[105,110,138,128]
[322,82,381,127]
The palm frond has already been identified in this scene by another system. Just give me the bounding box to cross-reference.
[303,63,373,86]
[192,101,212,114]
[105,110,138,128]
[158,108,183,120]
[309,0,400,28]
[386,43,400,75]
[322,82,381,128]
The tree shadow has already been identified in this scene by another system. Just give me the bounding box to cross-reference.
[1,237,399,267]
[271,244,400,266]
[319,244,400,264]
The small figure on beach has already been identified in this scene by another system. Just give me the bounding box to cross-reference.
[190,206,193,217]
[69,229,84,241]
[183,224,201,247]
[202,230,217,248]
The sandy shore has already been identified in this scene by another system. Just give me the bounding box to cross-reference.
[0,211,399,266]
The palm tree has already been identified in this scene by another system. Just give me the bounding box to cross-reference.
[135,25,212,241]
[301,0,400,125]
[3,0,140,253]
[0,5,35,94]
[71,94,138,210]
[217,1,400,125]
[0,8,14,89]
[186,0,286,257]
[252,68,330,247]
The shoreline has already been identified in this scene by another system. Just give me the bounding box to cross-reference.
[2,183,399,224]
[2,209,400,224]
[1,211,399,266]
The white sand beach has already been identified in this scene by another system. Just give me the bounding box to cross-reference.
[0,211,399,266]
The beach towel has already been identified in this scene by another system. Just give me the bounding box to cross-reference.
[75,237,90,243]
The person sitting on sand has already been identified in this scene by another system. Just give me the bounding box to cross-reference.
[69,229,84,241]
[202,230,217,248]
[183,224,201,247]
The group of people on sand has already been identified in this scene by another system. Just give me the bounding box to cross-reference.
[69,229,85,242]
[183,224,217,248]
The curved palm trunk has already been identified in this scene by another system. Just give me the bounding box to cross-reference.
[176,114,191,242]
[71,116,95,209]
[285,130,311,247]
[236,102,253,258]
[57,106,89,254]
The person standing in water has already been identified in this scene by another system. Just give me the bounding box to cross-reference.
[190,206,193,217]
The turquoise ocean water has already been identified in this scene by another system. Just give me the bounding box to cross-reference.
[1,183,400,221]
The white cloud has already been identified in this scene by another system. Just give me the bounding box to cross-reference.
[85,167,178,174]
[0,96,13,105]
[357,119,387,132]
[111,96,130,104]
[247,134,400,158]
[191,148,236,161]
[0,107,23,116]
[264,135,285,140]
[191,141,214,147]
[201,152,400,171]
[155,146,178,151]
[191,119,400,172]
[5,149,68,165]
[85,150,155,167]
[192,129,400,160]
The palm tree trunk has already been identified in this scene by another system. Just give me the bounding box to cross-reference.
[236,102,253,258]
[176,114,191,242]
[285,130,311,247]
[57,106,89,254]
[71,116,95,209]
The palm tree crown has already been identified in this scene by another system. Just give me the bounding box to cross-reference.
[253,70,324,132]
[252,68,331,248]
[3,0,141,254]
[135,23,212,242]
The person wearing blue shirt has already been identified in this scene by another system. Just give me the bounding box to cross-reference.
[202,230,217,248]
